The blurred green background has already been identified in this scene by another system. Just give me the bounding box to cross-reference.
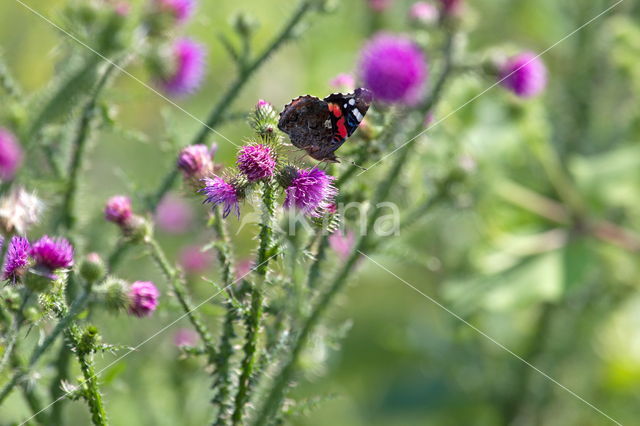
[2,0,640,424]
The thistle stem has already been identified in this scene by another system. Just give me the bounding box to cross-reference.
[146,238,217,360]
[231,181,276,425]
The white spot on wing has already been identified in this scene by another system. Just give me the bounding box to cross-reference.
[349,99,355,106]
[352,108,363,122]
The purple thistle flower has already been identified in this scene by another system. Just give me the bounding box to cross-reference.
[499,52,548,98]
[177,144,214,179]
[236,144,277,182]
[0,128,23,181]
[105,195,132,225]
[128,281,160,317]
[329,230,356,261]
[201,176,240,218]
[3,236,31,282]
[31,236,74,276]
[359,33,427,104]
[155,0,196,24]
[284,168,337,217]
[158,38,206,97]
[155,193,193,234]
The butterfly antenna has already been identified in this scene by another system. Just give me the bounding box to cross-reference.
[350,161,368,172]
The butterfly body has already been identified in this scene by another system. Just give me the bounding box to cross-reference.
[278,88,373,162]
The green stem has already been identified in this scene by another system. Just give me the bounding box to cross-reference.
[75,328,107,426]
[146,238,217,359]
[149,0,315,211]
[0,50,22,99]
[231,181,276,425]
[60,61,120,230]
[209,206,238,425]
[0,289,90,405]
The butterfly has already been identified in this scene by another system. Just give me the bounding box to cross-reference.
[278,88,373,163]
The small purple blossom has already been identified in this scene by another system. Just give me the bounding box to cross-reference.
[31,236,74,275]
[256,99,271,109]
[105,195,132,225]
[201,177,240,218]
[236,144,277,182]
[159,38,206,97]
[155,0,196,23]
[0,128,23,181]
[177,144,214,179]
[499,52,548,98]
[329,73,355,90]
[284,168,337,217]
[155,194,193,234]
[329,230,356,261]
[173,328,199,347]
[3,236,31,282]
[128,281,160,317]
[409,2,438,24]
[359,33,427,104]
[179,245,212,274]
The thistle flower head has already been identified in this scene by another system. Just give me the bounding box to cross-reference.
[104,195,133,225]
[0,187,44,235]
[173,328,198,347]
[236,144,277,182]
[409,2,438,24]
[177,144,214,179]
[284,168,337,217]
[250,100,279,138]
[0,128,23,181]
[359,33,427,104]
[155,194,193,234]
[3,236,31,282]
[31,236,74,273]
[201,176,241,218]
[128,281,160,317]
[158,38,206,97]
[499,52,547,98]
[155,0,196,24]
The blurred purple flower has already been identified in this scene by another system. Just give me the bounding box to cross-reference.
[179,245,212,274]
[155,0,196,23]
[237,144,276,182]
[329,230,356,261]
[409,2,438,24]
[159,38,206,97]
[155,194,193,234]
[329,73,355,90]
[173,328,199,347]
[368,0,393,12]
[0,128,23,181]
[359,33,427,104]
[31,236,74,278]
[3,236,31,282]
[105,195,133,226]
[129,281,160,317]
[439,0,462,16]
[499,52,547,98]
[284,168,336,217]
[201,176,240,218]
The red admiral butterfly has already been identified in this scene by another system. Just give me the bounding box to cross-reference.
[278,88,373,163]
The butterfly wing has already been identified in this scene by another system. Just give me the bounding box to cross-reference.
[323,88,373,140]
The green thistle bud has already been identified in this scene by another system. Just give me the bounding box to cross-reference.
[123,215,153,243]
[80,253,106,284]
[250,100,280,140]
[232,12,259,38]
[97,278,130,315]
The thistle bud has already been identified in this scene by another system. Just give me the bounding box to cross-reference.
[250,100,279,139]
[80,253,106,284]
[98,278,130,314]
[231,12,259,38]
[123,215,153,243]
